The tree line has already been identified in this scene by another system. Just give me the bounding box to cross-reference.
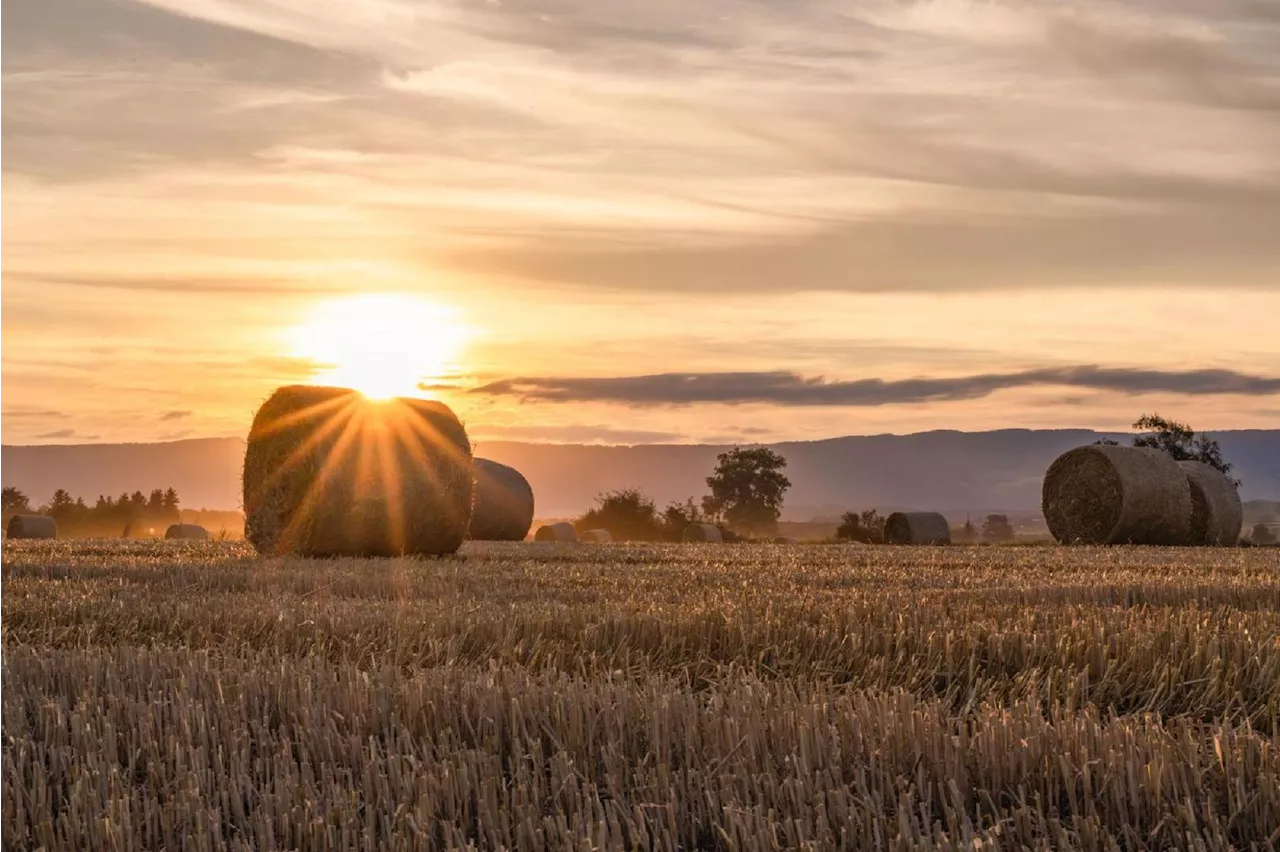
[574,446,792,541]
[2,486,183,536]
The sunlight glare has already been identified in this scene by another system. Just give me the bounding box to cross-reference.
[288,293,471,400]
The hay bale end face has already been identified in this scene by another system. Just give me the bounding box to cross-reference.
[534,522,578,542]
[1042,444,1191,545]
[682,523,723,543]
[1177,461,1242,545]
[165,523,210,541]
[242,385,473,557]
[884,512,951,545]
[469,458,535,541]
[6,514,57,540]
[580,528,613,543]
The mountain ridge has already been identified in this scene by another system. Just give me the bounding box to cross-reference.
[4,429,1278,517]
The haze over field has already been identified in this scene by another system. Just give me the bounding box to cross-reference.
[4,0,1280,447]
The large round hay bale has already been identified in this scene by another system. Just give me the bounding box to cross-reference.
[682,523,722,543]
[1177,461,1242,546]
[1042,445,1191,545]
[534,522,577,542]
[242,385,473,557]
[165,523,210,541]
[883,512,951,545]
[468,458,535,541]
[6,514,57,540]
[580,528,613,543]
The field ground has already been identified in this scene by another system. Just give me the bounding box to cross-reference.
[3,540,1279,850]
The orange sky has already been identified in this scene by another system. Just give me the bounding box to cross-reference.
[4,0,1279,445]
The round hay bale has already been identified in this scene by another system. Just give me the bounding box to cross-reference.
[682,523,722,543]
[580,528,613,543]
[1042,445,1191,545]
[242,385,473,557]
[772,536,798,545]
[165,523,210,540]
[534,522,577,542]
[883,512,951,545]
[6,514,57,540]
[1177,461,1242,546]
[469,458,535,541]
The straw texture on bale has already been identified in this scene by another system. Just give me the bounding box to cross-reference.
[5,514,56,540]
[883,512,951,546]
[242,385,473,557]
[580,528,613,543]
[1042,445,1191,545]
[534,522,578,542]
[683,523,723,543]
[1177,461,1243,546]
[468,458,535,541]
[164,523,210,541]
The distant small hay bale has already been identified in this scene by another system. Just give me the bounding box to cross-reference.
[165,523,210,541]
[242,385,473,557]
[6,514,57,540]
[469,458,535,541]
[883,512,951,546]
[1042,445,1191,545]
[1177,461,1242,546]
[772,536,798,545]
[534,522,578,542]
[580,528,613,543]
[683,523,723,543]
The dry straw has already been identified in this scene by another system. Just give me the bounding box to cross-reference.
[242,385,473,557]
[533,522,578,542]
[883,511,951,545]
[5,514,56,540]
[1043,445,1191,545]
[1178,461,1243,545]
[683,523,723,543]
[580,528,613,543]
[468,458,535,541]
[164,523,210,541]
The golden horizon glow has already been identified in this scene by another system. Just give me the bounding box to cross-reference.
[287,293,472,401]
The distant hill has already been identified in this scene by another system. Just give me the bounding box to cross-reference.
[3,429,1278,518]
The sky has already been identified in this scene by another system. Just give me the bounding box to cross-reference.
[3,0,1279,446]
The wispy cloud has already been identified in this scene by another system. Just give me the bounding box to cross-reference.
[474,366,1280,407]
[160,410,193,421]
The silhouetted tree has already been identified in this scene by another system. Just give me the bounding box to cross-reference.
[704,447,791,536]
[660,498,708,541]
[836,509,884,544]
[575,489,663,541]
[1131,414,1238,484]
[2,487,30,514]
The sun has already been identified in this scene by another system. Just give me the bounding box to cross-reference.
[288,293,471,400]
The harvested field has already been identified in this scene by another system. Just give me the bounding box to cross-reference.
[4,540,1279,851]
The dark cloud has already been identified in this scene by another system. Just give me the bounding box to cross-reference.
[2,409,69,419]
[161,410,193,421]
[33,429,77,439]
[472,366,1280,407]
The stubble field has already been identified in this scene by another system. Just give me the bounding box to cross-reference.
[3,540,1278,851]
